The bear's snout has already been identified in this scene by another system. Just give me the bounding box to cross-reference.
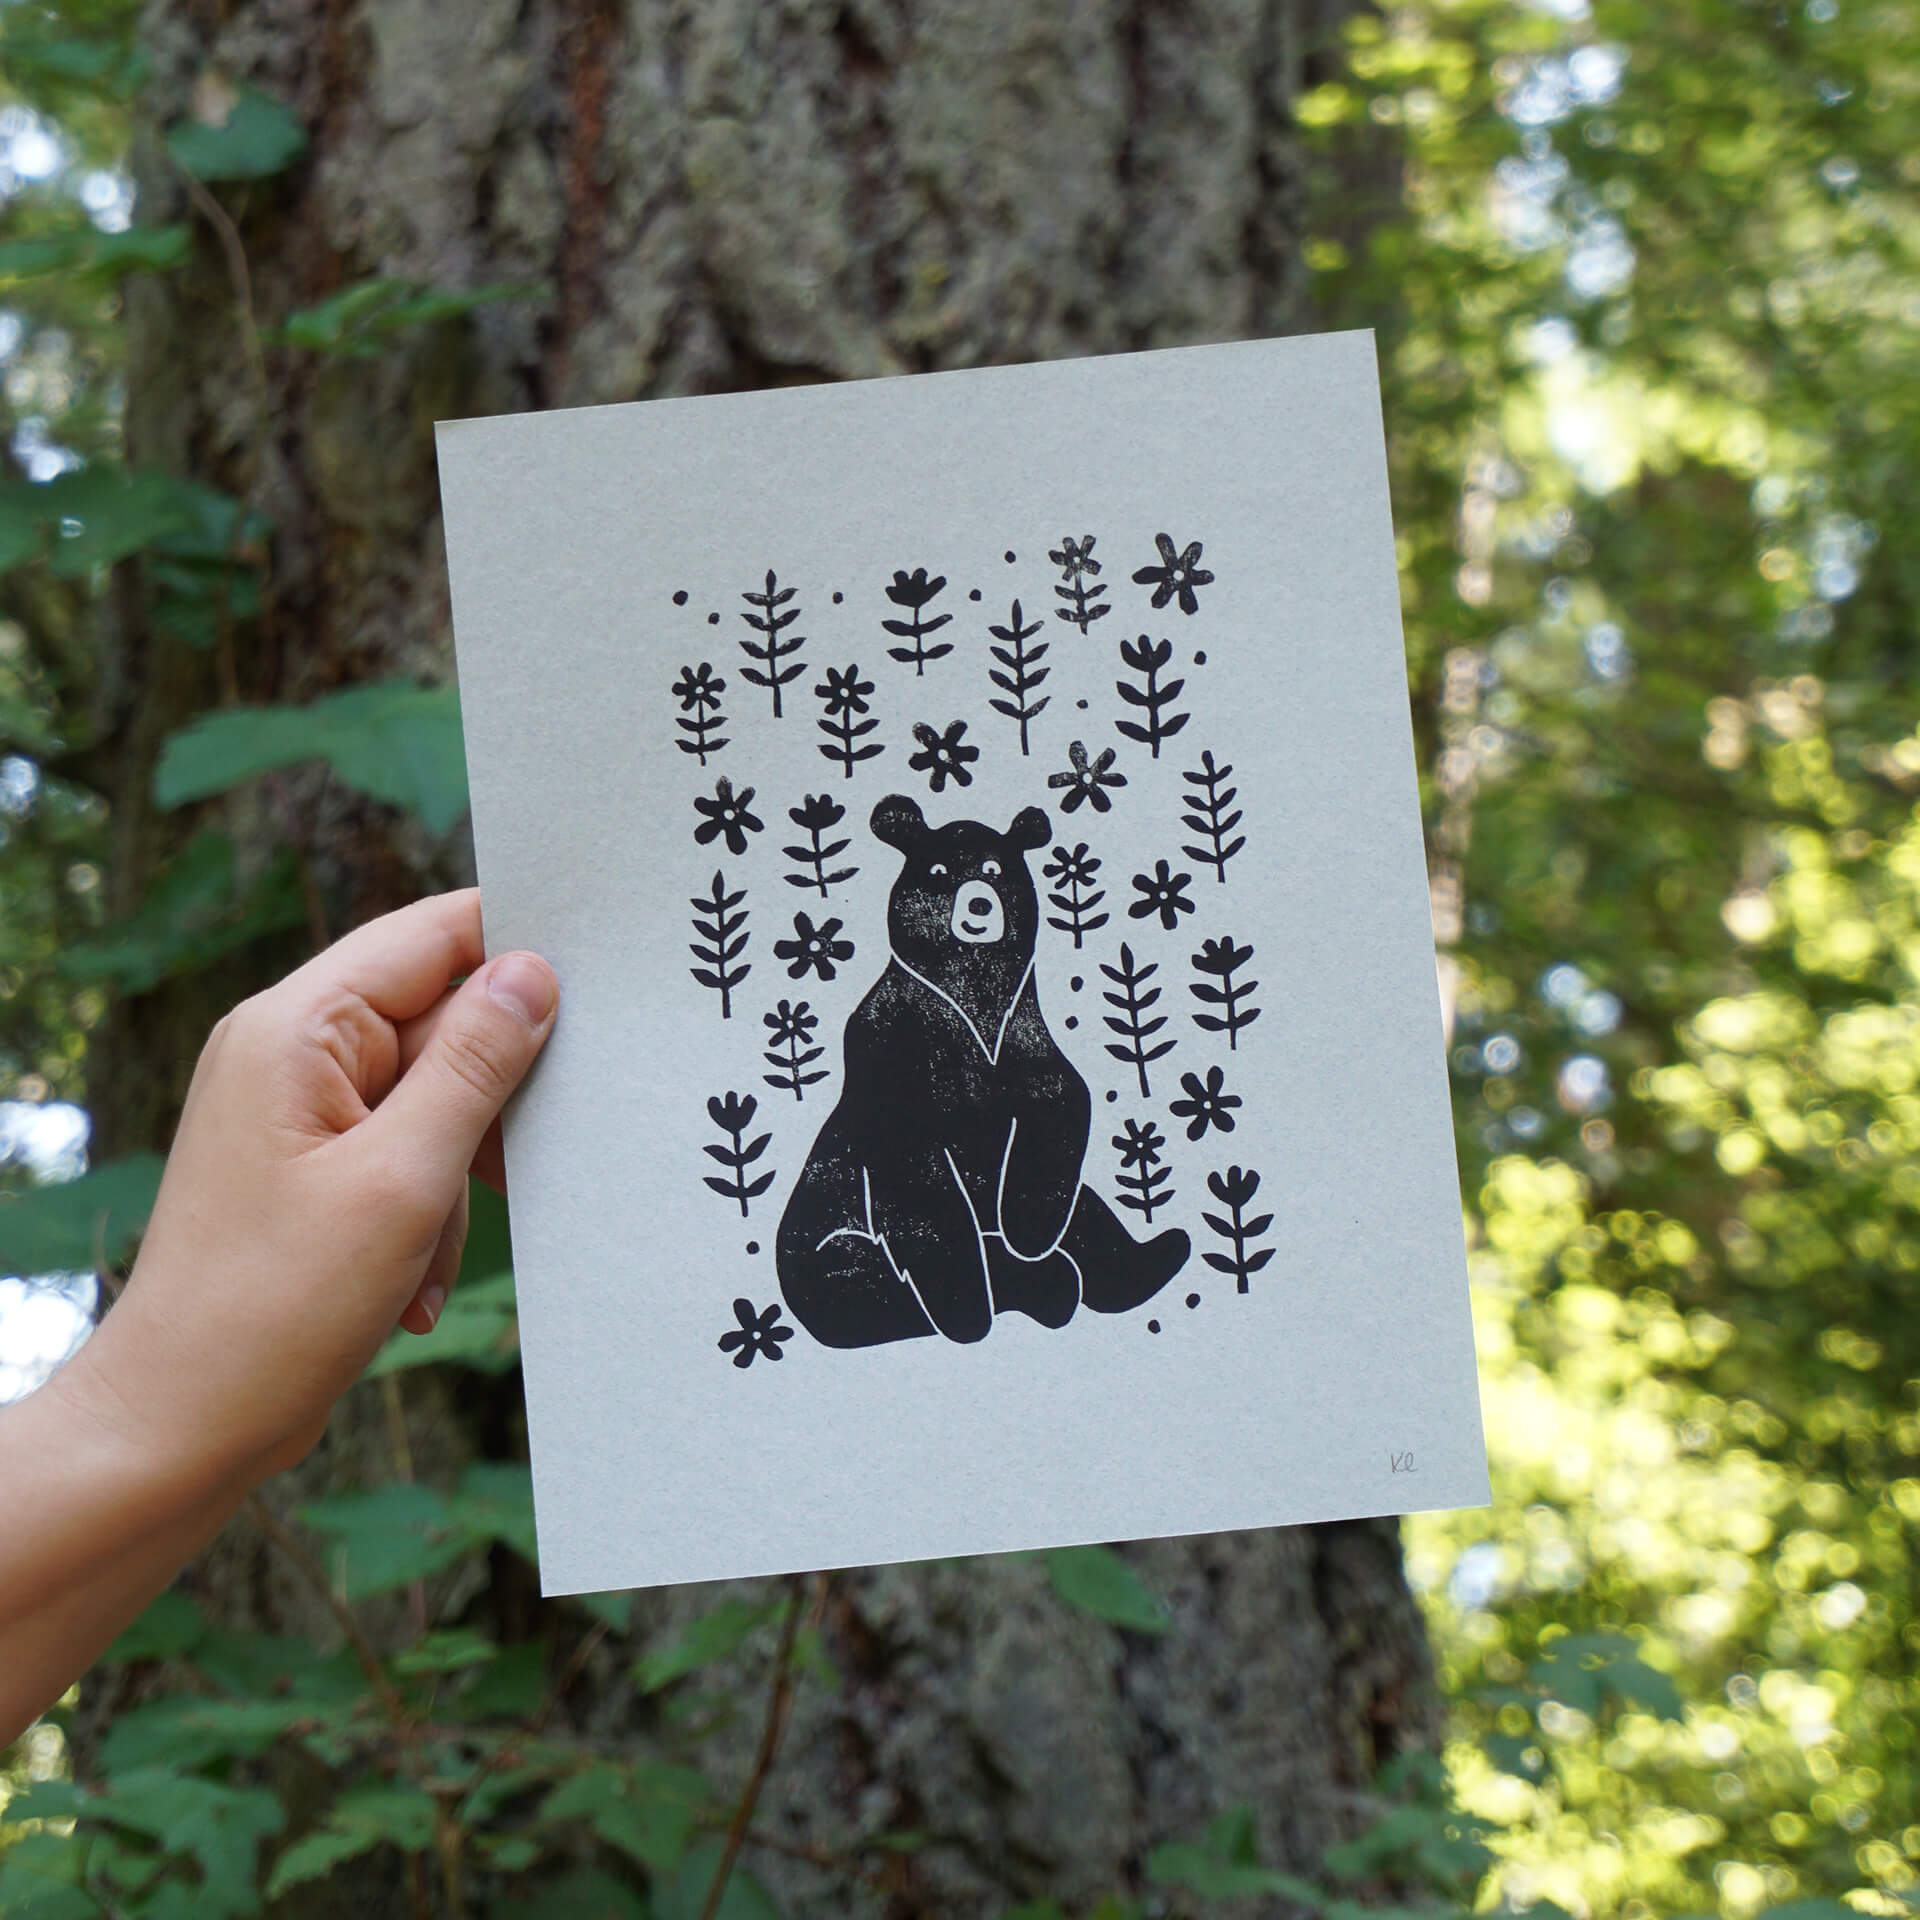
[951,881,1005,945]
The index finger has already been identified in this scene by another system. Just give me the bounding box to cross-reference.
[279,889,487,1024]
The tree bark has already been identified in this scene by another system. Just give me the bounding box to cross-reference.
[94,1,1440,1910]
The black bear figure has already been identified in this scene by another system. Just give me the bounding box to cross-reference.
[777,793,1191,1347]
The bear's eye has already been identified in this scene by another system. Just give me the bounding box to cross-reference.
[929,863,948,879]
[981,859,1001,877]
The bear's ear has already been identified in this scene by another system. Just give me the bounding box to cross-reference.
[1006,805,1051,853]
[871,793,929,852]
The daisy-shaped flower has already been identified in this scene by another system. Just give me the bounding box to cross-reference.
[1112,1116,1166,1170]
[1168,1064,1242,1141]
[718,1297,795,1368]
[775,912,855,981]
[1049,534,1102,580]
[816,663,874,717]
[1042,842,1101,889]
[672,661,725,710]
[1047,739,1127,814]
[764,999,818,1047]
[1129,859,1197,930]
[1131,532,1215,615]
[908,719,980,793]
[693,775,765,856]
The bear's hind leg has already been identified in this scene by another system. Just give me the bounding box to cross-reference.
[1063,1186,1189,1315]
[778,1220,938,1348]
[986,1235,1080,1329]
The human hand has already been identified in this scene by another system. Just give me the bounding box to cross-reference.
[62,890,556,1491]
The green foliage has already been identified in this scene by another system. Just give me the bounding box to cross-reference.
[634,1597,784,1692]
[277,277,542,357]
[154,683,470,835]
[0,226,188,283]
[1041,1545,1171,1634]
[163,87,306,181]
[0,1153,162,1272]
[300,1463,536,1600]
[365,1268,520,1378]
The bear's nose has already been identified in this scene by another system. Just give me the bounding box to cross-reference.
[951,882,1005,946]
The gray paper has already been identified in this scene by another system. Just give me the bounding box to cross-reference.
[438,332,1488,1596]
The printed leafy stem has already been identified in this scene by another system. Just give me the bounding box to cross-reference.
[739,569,806,717]
[689,870,750,1019]
[1114,633,1189,759]
[763,999,828,1101]
[1112,1117,1174,1223]
[1190,935,1260,1050]
[672,661,728,766]
[1202,1164,1274,1292]
[784,793,857,898]
[1101,941,1175,1098]
[704,1091,775,1217]
[987,598,1050,755]
[815,663,881,778]
[1181,751,1246,883]
[1051,534,1110,635]
[883,567,953,675]
[1042,841,1109,950]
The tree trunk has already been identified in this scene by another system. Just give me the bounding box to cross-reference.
[93,0,1440,1909]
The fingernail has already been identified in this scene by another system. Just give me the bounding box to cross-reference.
[420,1284,447,1328]
[487,953,556,1027]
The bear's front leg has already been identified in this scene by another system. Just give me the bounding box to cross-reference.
[997,1096,1092,1259]
[871,1150,995,1344]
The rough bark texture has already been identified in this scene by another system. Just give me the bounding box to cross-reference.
[92,1,1440,1911]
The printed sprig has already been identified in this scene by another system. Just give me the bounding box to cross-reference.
[883,567,953,674]
[1042,842,1109,949]
[689,870,750,1019]
[1190,936,1260,1050]
[739,569,806,717]
[1181,752,1246,884]
[1051,535,1110,635]
[704,1091,775,1217]
[1112,1117,1174,1223]
[1115,633,1189,759]
[784,793,857,898]
[763,1000,828,1102]
[1101,941,1175,1098]
[815,663,882,777]
[672,662,728,766]
[986,598,1050,755]
[1201,1165,1274,1293]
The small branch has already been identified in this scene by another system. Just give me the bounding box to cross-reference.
[379,1373,428,1640]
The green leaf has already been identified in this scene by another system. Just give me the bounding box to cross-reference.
[265,1825,383,1899]
[102,1589,205,1663]
[656,1837,786,1920]
[276,277,542,358]
[3,1780,91,1823]
[575,1588,635,1632]
[91,1769,284,1920]
[298,1482,468,1599]
[0,226,190,283]
[365,1269,518,1378]
[1146,1807,1324,1906]
[0,1153,164,1273]
[454,1641,548,1720]
[0,1832,100,1920]
[391,1626,498,1675]
[58,831,305,994]
[489,1865,650,1920]
[1528,1634,1685,1724]
[1043,1545,1171,1634]
[0,467,209,579]
[265,1786,438,1899]
[154,683,470,836]
[540,1761,710,1874]
[165,87,307,181]
[98,1696,320,1772]
[452,1459,539,1564]
[635,1596,783,1691]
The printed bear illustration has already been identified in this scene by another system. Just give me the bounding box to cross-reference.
[777,794,1191,1348]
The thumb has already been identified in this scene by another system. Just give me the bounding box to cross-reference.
[364,951,557,1197]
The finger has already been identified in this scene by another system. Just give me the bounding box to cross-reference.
[398,998,510,1186]
[282,889,487,1027]
[399,1185,470,1335]
[360,951,557,1203]
[395,986,457,1079]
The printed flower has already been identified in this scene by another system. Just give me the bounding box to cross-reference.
[1131,532,1215,615]
[764,999,819,1047]
[886,567,948,611]
[718,1297,795,1369]
[908,719,980,792]
[1047,739,1127,814]
[673,662,725,709]
[693,776,765,856]
[775,912,855,981]
[1050,534,1102,580]
[1112,1117,1166,1170]
[1043,842,1102,889]
[789,792,847,836]
[707,1090,759,1133]
[816,664,874,717]
[1129,859,1197,929]
[1169,1064,1242,1141]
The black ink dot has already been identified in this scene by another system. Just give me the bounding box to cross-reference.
[1185,1292,1201,1309]
[746,1241,760,1256]
[1064,1015,1079,1030]
[1194,650,1207,665]
[832,591,844,604]
[1070,976,1084,992]
[969,588,983,602]
[707,611,720,625]
[1105,1089,1119,1104]
[672,589,688,606]
[1076,699,1089,710]
[1148,1319,1161,1334]
[1004,550,1017,563]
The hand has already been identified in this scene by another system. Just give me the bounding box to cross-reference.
[64,890,557,1491]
